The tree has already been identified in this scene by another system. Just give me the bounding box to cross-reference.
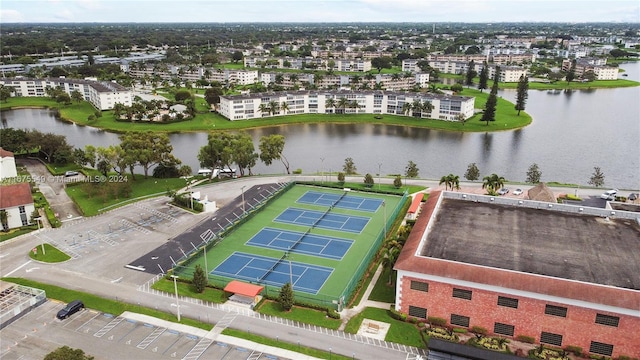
[482,173,505,194]
[0,210,8,231]
[480,93,497,125]
[371,56,393,73]
[174,90,192,103]
[259,134,290,174]
[588,166,605,187]
[478,64,489,92]
[278,282,294,311]
[198,131,235,172]
[71,90,84,103]
[56,92,72,105]
[231,131,258,176]
[526,163,542,184]
[96,159,111,176]
[119,131,179,178]
[337,172,345,184]
[325,98,336,113]
[393,175,402,188]
[515,75,529,115]
[381,246,400,285]
[192,265,207,293]
[566,60,576,84]
[439,174,459,191]
[364,173,374,187]
[343,157,357,175]
[464,163,480,181]
[0,85,15,102]
[450,83,463,93]
[44,346,94,360]
[465,60,476,86]
[26,130,72,163]
[405,160,419,179]
[204,87,223,107]
[231,50,243,63]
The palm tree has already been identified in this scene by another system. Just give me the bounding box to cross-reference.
[275,74,284,84]
[482,173,505,194]
[0,210,9,231]
[381,246,400,285]
[280,101,290,114]
[411,99,423,117]
[258,103,269,117]
[422,100,434,114]
[401,102,412,116]
[391,73,402,81]
[325,98,336,113]
[268,100,280,115]
[439,175,451,190]
[349,100,360,113]
[288,73,299,83]
[336,97,349,114]
[450,174,460,191]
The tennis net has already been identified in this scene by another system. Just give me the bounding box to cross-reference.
[257,251,288,283]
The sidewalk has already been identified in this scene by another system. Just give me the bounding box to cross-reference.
[339,263,394,331]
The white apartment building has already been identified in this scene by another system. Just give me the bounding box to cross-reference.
[219,90,474,122]
[561,58,618,80]
[487,65,528,83]
[244,56,371,72]
[0,77,132,110]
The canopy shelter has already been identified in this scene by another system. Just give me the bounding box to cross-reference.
[407,193,424,219]
[224,281,264,306]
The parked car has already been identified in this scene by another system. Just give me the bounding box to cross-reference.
[56,300,84,319]
[513,188,523,196]
[497,188,509,195]
[64,170,79,177]
[629,193,638,201]
[600,189,618,200]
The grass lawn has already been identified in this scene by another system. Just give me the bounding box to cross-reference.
[344,307,424,348]
[256,300,342,329]
[2,277,211,330]
[152,278,227,303]
[367,267,396,303]
[222,328,353,360]
[29,243,71,263]
[0,226,38,242]
[304,180,425,195]
[66,176,187,216]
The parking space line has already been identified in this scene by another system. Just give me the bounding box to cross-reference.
[94,316,123,337]
[136,326,166,349]
[75,311,101,332]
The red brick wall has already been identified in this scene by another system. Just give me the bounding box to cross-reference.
[398,275,640,358]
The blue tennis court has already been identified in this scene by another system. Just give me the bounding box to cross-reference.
[297,191,383,212]
[246,227,353,260]
[211,252,332,294]
[275,207,370,233]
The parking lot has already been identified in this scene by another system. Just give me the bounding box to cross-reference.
[0,299,283,360]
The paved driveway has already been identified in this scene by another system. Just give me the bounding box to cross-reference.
[18,158,83,222]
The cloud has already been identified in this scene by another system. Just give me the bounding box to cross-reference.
[54,9,75,21]
[0,9,25,22]
[77,0,104,10]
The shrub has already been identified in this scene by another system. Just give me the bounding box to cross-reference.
[471,326,488,335]
[565,345,583,356]
[388,306,407,322]
[616,356,631,360]
[452,327,468,333]
[427,316,447,327]
[326,309,340,319]
[417,322,425,329]
[516,334,535,344]
[292,168,302,175]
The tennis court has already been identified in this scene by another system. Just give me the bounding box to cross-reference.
[297,191,383,212]
[246,227,353,260]
[211,252,333,294]
[275,207,370,233]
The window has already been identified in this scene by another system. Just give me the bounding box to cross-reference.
[452,288,472,300]
[497,296,518,309]
[450,314,470,327]
[589,341,613,357]
[595,314,619,327]
[544,304,567,318]
[408,306,427,319]
[410,281,428,292]
[494,322,515,336]
[540,332,563,346]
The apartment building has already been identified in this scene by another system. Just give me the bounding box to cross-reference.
[219,90,474,121]
[561,58,618,80]
[0,77,132,110]
[395,191,640,359]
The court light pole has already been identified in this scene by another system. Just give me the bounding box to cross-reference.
[377,162,382,190]
[383,201,387,239]
[320,157,325,183]
[286,251,293,286]
[171,275,181,321]
[241,186,246,214]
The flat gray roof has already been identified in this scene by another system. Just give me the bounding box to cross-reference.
[422,199,640,290]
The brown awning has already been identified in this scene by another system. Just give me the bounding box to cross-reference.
[224,280,264,297]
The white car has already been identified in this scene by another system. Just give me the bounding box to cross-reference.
[513,188,523,196]
[600,189,618,200]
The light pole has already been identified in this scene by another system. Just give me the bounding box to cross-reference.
[241,186,246,214]
[286,251,293,286]
[382,201,387,239]
[320,157,325,183]
[203,246,208,278]
[377,162,382,190]
[171,275,181,321]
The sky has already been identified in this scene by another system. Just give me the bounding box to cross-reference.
[1,0,639,23]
